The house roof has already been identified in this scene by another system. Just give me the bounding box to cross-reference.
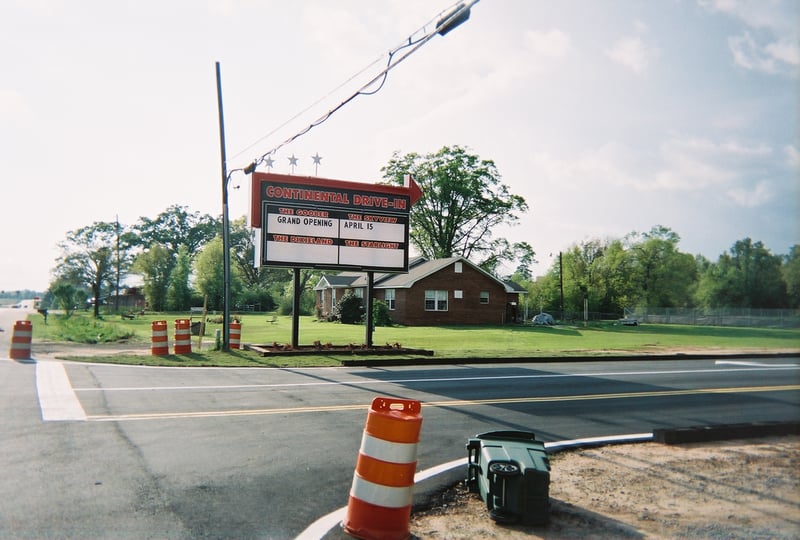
[314,256,523,293]
[314,256,429,290]
[375,257,462,288]
[313,274,360,290]
[503,279,528,294]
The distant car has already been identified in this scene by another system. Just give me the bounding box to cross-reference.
[532,312,555,325]
[11,303,21,309]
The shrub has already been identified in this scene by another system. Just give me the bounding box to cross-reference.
[334,292,365,324]
[372,299,392,327]
[55,314,135,344]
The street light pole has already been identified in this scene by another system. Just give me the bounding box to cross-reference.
[215,61,231,351]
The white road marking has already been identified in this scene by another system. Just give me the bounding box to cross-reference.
[715,360,799,367]
[36,361,87,421]
[73,364,800,393]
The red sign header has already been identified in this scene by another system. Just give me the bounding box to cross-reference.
[250,172,421,272]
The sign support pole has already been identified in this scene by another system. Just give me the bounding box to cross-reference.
[366,271,374,348]
[292,268,301,348]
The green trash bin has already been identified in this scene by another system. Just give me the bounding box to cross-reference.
[466,430,551,525]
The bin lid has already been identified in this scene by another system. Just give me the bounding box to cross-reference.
[473,430,536,442]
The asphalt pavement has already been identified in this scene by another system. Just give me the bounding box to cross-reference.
[2,307,798,539]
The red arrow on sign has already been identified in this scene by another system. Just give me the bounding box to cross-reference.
[404,174,423,206]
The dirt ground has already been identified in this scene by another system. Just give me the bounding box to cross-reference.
[410,436,800,539]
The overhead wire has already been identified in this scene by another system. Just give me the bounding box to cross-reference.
[229,1,467,178]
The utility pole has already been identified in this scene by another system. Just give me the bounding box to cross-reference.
[216,61,231,351]
[115,215,120,313]
[559,252,565,322]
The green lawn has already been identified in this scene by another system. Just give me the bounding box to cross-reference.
[26,311,800,368]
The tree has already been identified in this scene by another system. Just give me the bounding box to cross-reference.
[133,244,173,312]
[229,216,260,289]
[697,238,787,308]
[53,221,122,318]
[782,245,800,308]
[480,240,536,277]
[625,226,696,307]
[130,205,219,306]
[194,237,243,311]
[382,146,531,272]
[49,281,83,318]
[590,239,633,314]
[166,245,193,311]
[558,238,635,317]
[133,204,219,256]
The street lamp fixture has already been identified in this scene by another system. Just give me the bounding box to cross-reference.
[436,1,477,35]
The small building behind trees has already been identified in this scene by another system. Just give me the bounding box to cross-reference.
[106,287,146,311]
[314,257,525,325]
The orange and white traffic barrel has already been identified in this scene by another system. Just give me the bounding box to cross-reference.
[229,321,241,349]
[151,320,169,355]
[343,397,422,540]
[9,320,33,360]
[173,319,192,354]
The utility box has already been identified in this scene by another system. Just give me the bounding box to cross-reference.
[466,430,551,525]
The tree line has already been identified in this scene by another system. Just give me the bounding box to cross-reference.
[47,204,315,317]
[520,225,799,319]
[46,146,799,318]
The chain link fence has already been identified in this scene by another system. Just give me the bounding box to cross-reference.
[623,307,800,328]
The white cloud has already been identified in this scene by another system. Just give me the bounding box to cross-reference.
[700,0,790,32]
[0,89,27,116]
[729,32,780,73]
[524,143,641,193]
[524,29,571,60]
[654,136,774,192]
[526,136,778,201]
[727,179,774,207]
[12,0,65,17]
[605,35,658,73]
[302,4,382,69]
[700,0,800,74]
[785,145,800,168]
[766,39,800,67]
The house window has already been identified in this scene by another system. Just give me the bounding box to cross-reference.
[354,288,364,299]
[455,262,463,273]
[425,290,448,311]
[454,290,463,299]
[480,291,490,304]
[385,289,396,310]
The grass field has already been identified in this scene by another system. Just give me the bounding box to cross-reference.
[25,310,800,367]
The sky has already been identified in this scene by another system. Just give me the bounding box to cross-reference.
[1,0,798,292]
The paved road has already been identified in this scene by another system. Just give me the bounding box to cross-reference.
[1,335,798,538]
[0,305,29,345]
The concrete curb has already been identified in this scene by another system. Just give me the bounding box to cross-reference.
[654,421,800,444]
[341,351,800,367]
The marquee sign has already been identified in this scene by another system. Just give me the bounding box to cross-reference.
[250,172,421,272]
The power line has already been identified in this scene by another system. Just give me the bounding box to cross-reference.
[231,1,474,177]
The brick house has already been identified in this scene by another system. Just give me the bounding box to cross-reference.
[314,257,526,325]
